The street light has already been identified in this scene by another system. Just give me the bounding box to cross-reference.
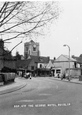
[63,44,70,80]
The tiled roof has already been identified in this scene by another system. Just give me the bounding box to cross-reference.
[16,56,50,69]
[72,56,82,64]
[30,56,49,63]
[16,59,32,68]
[63,55,77,61]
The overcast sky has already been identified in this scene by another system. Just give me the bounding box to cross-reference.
[6,0,82,59]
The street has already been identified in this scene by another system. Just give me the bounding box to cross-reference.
[0,77,82,115]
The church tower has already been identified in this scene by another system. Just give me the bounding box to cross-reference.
[24,40,40,59]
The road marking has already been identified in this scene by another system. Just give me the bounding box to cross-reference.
[17,99,46,103]
[17,100,34,102]
[39,93,52,96]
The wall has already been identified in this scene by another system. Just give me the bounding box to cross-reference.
[0,59,3,70]
[54,61,81,77]
[66,69,81,78]
[38,63,47,69]
[54,61,74,74]
[28,60,36,71]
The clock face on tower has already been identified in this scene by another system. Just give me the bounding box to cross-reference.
[33,44,36,47]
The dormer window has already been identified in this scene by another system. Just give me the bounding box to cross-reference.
[33,45,36,51]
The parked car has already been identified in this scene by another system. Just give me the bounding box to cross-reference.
[24,72,32,79]
[0,72,15,84]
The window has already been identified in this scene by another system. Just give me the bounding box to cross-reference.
[33,45,36,51]
[56,69,61,73]
[31,66,34,70]
[40,64,42,68]
[74,62,77,68]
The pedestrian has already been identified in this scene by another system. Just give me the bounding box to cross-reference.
[29,72,32,79]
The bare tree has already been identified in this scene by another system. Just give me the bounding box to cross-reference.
[0,1,60,42]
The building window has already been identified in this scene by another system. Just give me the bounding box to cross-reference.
[31,66,34,70]
[56,69,61,73]
[33,45,36,51]
[40,64,42,68]
[74,62,77,68]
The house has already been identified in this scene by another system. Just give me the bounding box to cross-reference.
[52,54,81,78]
[16,55,50,77]
[16,58,37,76]
[72,55,82,75]
[35,56,50,76]
[46,59,54,69]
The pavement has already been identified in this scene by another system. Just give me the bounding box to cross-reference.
[0,76,82,95]
[0,77,27,95]
[50,76,82,85]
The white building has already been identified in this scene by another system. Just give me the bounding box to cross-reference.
[53,54,81,78]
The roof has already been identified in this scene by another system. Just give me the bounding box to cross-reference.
[55,54,77,62]
[72,56,82,64]
[30,40,35,43]
[16,59,32,69]
[30,56,50,63]
[16,56,50,69]
[63,55,77,61]
[50,59,55,63]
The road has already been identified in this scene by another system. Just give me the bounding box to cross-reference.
[0,77,82,115]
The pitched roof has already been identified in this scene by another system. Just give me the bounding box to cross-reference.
[30,40,35,43]
[63,55,77,61]
[50,59,55,63]
[16,59,32,68]
[30,55,50,63]
[38,56,49,63]
[55,54,77,62]
[16,56,50,69]
[72,56,82,64]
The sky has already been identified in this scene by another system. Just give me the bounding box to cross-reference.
[5,0,82,59]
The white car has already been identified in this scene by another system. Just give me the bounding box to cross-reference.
[24,72,32,79]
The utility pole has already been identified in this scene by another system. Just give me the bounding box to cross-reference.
[63,44,70,80]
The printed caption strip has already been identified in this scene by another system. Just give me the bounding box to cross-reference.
[14,103,71,108]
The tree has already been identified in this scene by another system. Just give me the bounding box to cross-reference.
[0,1,60,42]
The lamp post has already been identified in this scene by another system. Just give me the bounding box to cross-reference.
[63,44,70,80]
